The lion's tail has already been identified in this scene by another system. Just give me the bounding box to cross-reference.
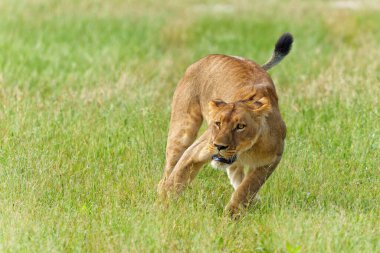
[261,33,293,71]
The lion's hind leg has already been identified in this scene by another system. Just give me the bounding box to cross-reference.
[161,129,212,196]
[161,101,203,182]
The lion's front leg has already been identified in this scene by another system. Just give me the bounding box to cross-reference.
[159,130,212,198]
[225,156,282,217]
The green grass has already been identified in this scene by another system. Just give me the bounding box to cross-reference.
[0,0,379,252]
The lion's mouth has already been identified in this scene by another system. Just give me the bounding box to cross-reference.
[211,154,237,164]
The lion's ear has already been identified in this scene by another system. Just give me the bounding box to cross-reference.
[247,96,271,115]
[239,87,257,101]
[209,99,226,110]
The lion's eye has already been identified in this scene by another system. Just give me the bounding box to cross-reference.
[236,124,246,130]
[215,122,221,128]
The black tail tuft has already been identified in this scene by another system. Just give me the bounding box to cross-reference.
[274,33,293,56]
[261,32,294,71]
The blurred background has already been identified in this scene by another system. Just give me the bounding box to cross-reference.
[0,0,379,252]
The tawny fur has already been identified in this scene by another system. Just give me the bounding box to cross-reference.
[158,34,291,217]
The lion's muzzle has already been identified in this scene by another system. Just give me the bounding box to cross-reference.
[211,154,237,164]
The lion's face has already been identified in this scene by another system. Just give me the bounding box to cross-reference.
[208,95,271,167]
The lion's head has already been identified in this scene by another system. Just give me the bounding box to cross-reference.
[208,89,272,168]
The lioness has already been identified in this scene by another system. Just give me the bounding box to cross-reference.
[158,33,293,216]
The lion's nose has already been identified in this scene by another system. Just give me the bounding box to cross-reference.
[214,143,228,151]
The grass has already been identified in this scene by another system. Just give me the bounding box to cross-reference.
[0,0,379,252]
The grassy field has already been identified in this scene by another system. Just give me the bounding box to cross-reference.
[0,0,379,252]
